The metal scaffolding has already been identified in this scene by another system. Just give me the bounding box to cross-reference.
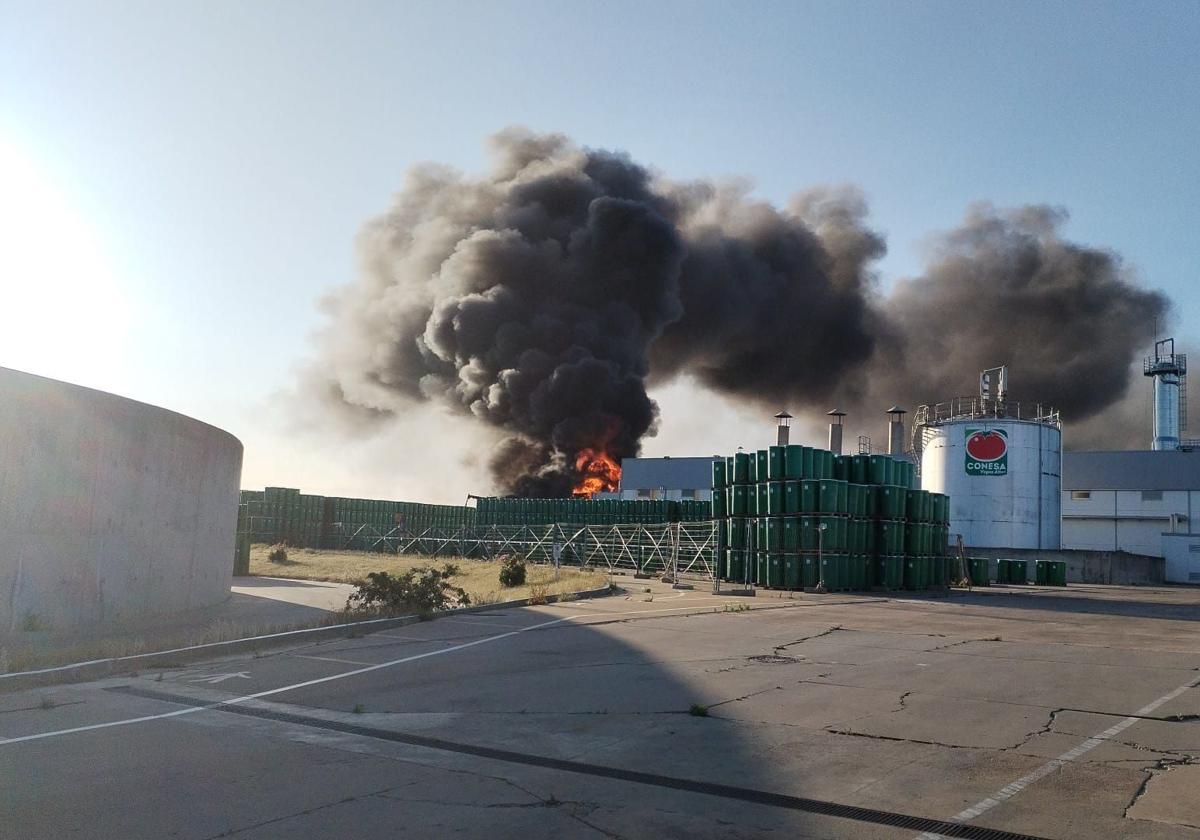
[320,520,720,587]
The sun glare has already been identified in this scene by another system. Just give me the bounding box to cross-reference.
[0,137,132,388]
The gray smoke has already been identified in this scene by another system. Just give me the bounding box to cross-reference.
[311,129,1168,495]
[870,204,1166,418]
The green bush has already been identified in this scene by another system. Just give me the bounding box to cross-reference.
[267,544,289,564]
[347,564,470,616]
[498,555,527,588]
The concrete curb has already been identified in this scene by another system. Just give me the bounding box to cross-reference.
[0,582,617,694]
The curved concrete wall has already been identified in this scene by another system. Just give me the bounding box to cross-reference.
[0,367,243,631]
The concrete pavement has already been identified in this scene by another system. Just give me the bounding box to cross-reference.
[2,579,1199,839]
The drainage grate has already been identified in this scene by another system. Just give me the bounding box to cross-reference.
[749,654,802,665]
[107,685,1051,840]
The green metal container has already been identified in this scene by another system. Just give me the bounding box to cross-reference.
[782,517,800,550]
[712,489,728,519]
[802,555,819,588]
[867,454,890,486]
[756,484,769,517]
[765,517,785,551]
[756,450,769,484]
[1051,561,1067,586]
[876,519,904,555]
[783,555,803,590]
[768,446,786,480]
[1035,560,1050,585]
[837,481,849,515]
[727,518,748,549]
[733,452,751,484]
[799,479,817,513]
[767,481,786,515]
[712,458,728,489]
[903,557,920,590]
[725,549,748,582]
[815,449,834,480]
[820,553,843,590]
[799,516,816,551]
[785,445,806,479]
[849,553,868,590]
[968,557,991,586]
[833,455,850,481]
[784,481,801,514]
[850,455,868,485]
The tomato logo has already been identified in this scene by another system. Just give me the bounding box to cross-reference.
[965,428,1008,476]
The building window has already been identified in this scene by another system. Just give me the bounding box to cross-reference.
[680,489,696,499]
[636,489,653,499]
[1142,490,1163,502]
[1071,491,1091,500]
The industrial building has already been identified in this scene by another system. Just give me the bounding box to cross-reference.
[0,366,243,630]
[1061,449,1200,565]
[615,456,719,501]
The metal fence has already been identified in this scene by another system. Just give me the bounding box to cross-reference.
[322,520,720,588]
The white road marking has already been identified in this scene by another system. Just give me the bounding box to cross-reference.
[289,654,378,666]
[0,598,802,748]
[0,614,418,680]
[0,614,577,747]
[916,675,1200,839]
[185,672,251,685]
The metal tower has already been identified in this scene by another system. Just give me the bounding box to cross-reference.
[1144,338,1187,451]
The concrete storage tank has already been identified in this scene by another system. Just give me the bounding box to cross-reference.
[0,366,243,631]
[915,397,1061,550]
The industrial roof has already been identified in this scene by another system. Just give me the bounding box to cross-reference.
[619,456,719,491]
[1062,450,1200,491]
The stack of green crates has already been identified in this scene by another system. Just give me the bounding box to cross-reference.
[238,487,478,552]
[713,446,951,592]
[474,496,711,528]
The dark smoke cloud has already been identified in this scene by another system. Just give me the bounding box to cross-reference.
[313,129,684,495]
[870,204,1167,419]
[310,129,1168,495]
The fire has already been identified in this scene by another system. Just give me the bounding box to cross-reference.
[572,448,621,498]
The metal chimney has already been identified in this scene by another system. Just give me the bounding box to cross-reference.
[774,411,793,446]
[886,406,907,456]
[827,409,846,455]
[1144,338,1187,451]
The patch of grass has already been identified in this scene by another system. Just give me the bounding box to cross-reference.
[248,546,606,605]
[38,696,56,710]
[528,583,549,606]
[688,704,709,717]
[267,544,291,565]
[723,602,749,613]
[352,703,365,714]
[21,612,45,633]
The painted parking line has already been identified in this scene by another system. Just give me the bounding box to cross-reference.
[0,613,578,747]
[0,599,801,748]
[917,675,1200,839]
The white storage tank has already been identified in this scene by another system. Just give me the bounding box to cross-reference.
[917,400,1061,550]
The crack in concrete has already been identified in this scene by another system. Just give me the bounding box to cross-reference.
[772,625,843,654]
[707,685,784,710]
[200,782,419,839]
[1123,756,1200,821]
[929,635,1004,650]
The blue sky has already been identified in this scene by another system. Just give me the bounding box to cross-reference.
[2,0,1197,499]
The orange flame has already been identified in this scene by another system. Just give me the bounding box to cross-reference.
[572,448,621,498]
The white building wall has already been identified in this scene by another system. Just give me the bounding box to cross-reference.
[1061,488,1198,558]
[0,367,243,631]
[620,488,713,501]
[1162,534,1200,583]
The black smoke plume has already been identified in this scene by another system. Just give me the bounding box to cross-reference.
[311,129,1167,495]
